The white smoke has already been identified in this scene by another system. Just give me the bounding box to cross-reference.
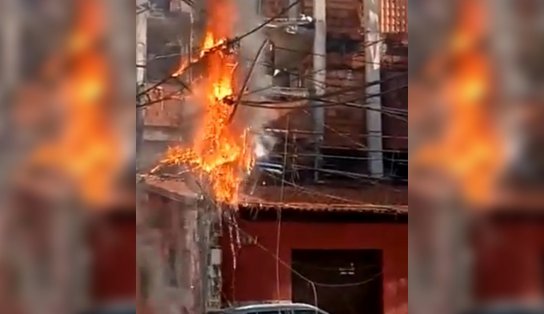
[254,133,276,159]
[231,0,279,154]
[233,0,272,92]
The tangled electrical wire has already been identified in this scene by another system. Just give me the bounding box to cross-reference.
[136,0,408,125]
[136,0,301,100]
[138,0,408,186]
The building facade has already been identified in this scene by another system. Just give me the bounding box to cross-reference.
[140,178,408,314]
[221,206,408,314]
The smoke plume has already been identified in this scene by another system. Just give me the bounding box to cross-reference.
[230,0,279,149]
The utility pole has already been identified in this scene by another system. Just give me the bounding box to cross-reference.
[137,0,147,85]
[312,0,326,182]
[364,0,384,178]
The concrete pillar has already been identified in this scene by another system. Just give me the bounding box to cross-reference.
[364,0,384,177]
[312,0,326,182]
[136,0,148,171]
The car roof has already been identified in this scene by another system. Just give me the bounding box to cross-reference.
[226,303,327,313]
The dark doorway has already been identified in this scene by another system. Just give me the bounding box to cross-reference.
[291,249,383,314]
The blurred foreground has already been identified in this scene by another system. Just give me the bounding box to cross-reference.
[411,0,544,313]
[0,0,135,313]
[0,0,543,314]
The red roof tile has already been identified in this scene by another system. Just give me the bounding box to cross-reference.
[142,176,407,214]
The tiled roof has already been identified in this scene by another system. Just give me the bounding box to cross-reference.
[382,0,408,34]
[142,176,407,214]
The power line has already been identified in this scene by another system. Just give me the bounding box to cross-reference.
[240,85,407,110]
[260,170,377,205]
[227,39,269,124]
[242,69,406,98]
[174,173,386,306]
[232,0,302,44]
[137,72,407,115]
[223,214,384,288]
[140,51,405,106]
[137,0,302,99]
[273,165,408,183]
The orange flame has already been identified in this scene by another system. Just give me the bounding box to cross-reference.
[413,0,504,205]
[30,1,122,206]
[160,0,253,205]
[172,33,227,78]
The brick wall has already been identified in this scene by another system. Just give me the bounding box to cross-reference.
[302,0,363,40]
[381,70,407,150]
[260,0,408,151]
[322,69,366,147]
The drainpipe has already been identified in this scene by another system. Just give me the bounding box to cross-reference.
[313,0,326,182]
[364,0,384,178]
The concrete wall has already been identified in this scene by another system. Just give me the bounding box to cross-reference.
[136,191,203,314]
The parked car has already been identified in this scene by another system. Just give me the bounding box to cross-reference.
[208,303,329,314]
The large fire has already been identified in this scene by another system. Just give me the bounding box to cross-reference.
[157,0,254,205]
[28,1,123,206]
[413,0,505,205]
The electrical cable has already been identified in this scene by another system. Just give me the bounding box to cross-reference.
[137,0,302,99]
[227,39,269,124]
[138,55,406,109]
[232,0,302,44]
[136,82,408,122]
[223,215,384,288]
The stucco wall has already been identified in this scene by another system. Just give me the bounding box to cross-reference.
[221,220,408,314]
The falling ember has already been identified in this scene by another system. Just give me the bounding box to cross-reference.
[413,0,505,205]
[158,0,253,205]
[29,0,122,206]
